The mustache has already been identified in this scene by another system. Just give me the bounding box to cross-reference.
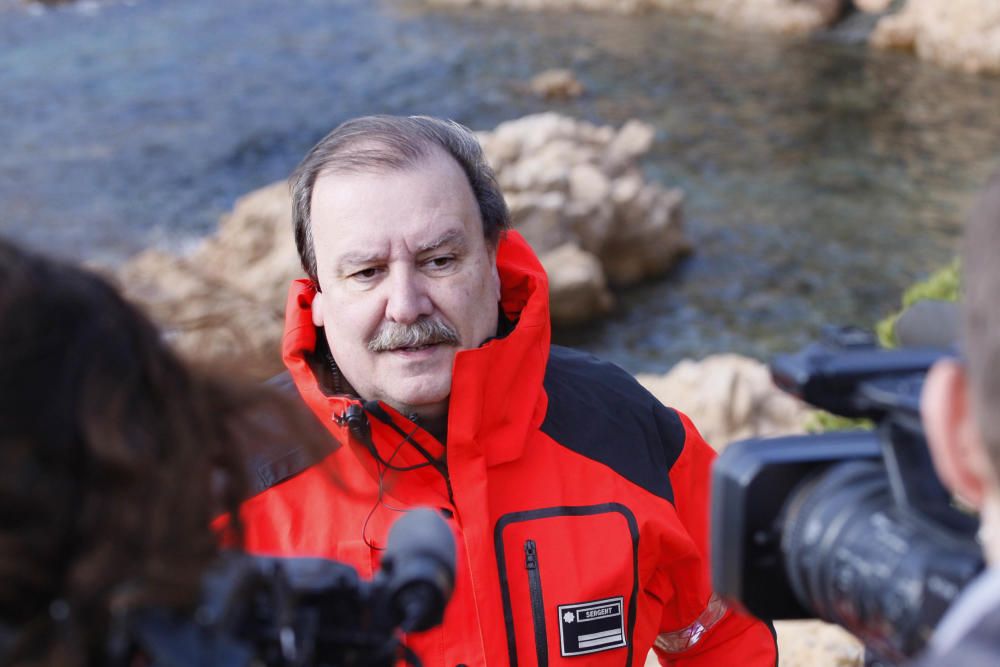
[368,317,460,352]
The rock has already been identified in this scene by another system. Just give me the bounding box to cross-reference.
[677,0,847,35]
[748,0,846,33]
[197,181,301,307]
[636,354,812,449]
[871,0,1000,75]
[774,620,864,666]
[602,183,689,285]
[478,113,688,290]
[642,619,863,667]
[568,163,612,209]
[506,191,572,253]
[854,0,893,12]
[528,68,584,99]
[117,249,287,379]
[426,0,847,34]
[607,119,656,166]
[429,0,646,12]
[540,243,614,325]
[116,182,297,379]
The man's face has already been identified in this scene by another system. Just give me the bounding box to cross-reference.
[309,151,501,421]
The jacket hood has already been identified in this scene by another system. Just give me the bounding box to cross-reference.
[282,230,551,467]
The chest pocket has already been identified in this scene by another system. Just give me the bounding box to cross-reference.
[494,504,639,667]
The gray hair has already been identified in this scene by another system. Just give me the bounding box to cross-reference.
[289,115,511,285]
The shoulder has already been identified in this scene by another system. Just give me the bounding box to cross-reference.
[243,371,340,497]
[540,346,688,503]
[544,345,654,398]
[912,604,1000,665]
[915,575,1000,666]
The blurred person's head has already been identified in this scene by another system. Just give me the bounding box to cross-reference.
[288,116,511,430]
[0,239,310,665]
[923,172,1000,565]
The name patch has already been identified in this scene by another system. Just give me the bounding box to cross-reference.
[557,596,627,657]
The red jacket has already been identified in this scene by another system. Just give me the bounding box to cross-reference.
[239,231,777,666]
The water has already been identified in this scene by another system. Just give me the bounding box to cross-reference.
[2,0,999,372]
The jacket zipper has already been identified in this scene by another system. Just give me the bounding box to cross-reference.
[524,539,548,667]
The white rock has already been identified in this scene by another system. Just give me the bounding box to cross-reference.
[479,113,688,292]
[871,0,1000,75]
[427,0,847,34]
[539,243,614,325]
[636,354,813,449]
[609,120,656,160]
[855,0,893,12]
[568,163,611,206]
[528,68,584,99]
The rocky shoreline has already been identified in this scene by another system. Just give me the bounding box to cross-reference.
[428,0,1000,76]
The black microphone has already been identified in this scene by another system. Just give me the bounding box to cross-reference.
[380,508,456,632]
[344,402,372,445]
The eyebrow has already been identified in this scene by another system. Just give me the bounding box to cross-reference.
[336,250,386,274]
[416,229,467,254]
[333,229,470,275]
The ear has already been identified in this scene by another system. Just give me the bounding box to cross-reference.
[922,359,993,509]
[311,291,326,328]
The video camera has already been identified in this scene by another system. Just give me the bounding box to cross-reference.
[106,508,455,667]
[711,328,984,665]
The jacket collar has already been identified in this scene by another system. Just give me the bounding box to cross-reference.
[281,230,551,468]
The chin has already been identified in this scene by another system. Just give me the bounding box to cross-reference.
[386,376,451,417]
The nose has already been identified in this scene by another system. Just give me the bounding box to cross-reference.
[384,266,433,324]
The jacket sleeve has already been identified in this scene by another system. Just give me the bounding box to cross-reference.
[652,409,778,666]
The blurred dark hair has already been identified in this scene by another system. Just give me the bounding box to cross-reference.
[0,239,320,665]
[289,114,511,285]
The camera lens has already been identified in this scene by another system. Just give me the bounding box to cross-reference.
[781,460,980,661]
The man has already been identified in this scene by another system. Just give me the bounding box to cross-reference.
[239,115,777,665]
[914,173,1000,665]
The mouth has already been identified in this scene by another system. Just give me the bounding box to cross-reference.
[394,343,438,352]
[386,341,448,354]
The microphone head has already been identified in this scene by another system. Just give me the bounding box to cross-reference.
[381,508,456,632]
[894,299,959,349]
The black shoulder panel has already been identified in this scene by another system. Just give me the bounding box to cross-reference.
[540,346,687,504]
[243,372,341,497]
[265,370,298,395]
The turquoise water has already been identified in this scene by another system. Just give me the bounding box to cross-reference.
[2,0,999,371]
